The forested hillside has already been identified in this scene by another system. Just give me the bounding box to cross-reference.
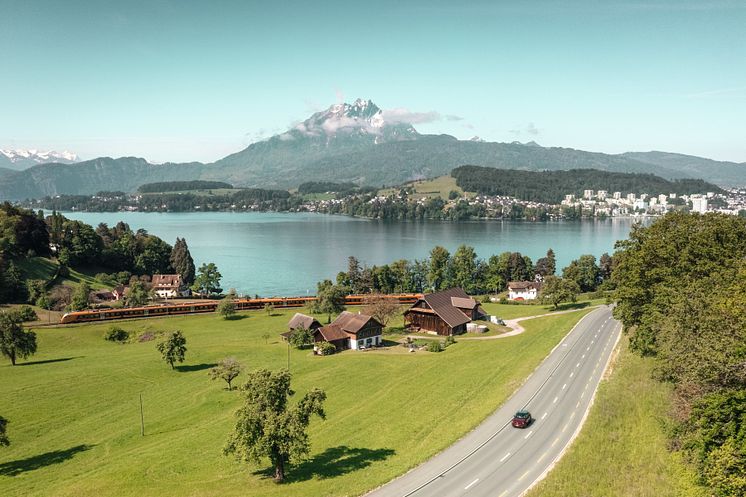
[451,166,723,203]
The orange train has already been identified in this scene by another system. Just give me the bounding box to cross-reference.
[59,294,423,325]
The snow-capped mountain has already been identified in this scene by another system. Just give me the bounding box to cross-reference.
[0,149,79,170]
[277,98,420,145]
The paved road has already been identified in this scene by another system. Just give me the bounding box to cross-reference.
[367,305,621,497]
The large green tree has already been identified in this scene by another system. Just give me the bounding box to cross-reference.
[156,330,187,369]
[312,280,347,323]
[540,276,579,309]
[192,262,222,297]
[125,280,151,307]
[562,254,600,293]
[450,245,479,293]
[0,311,37,366]
[69,282,91,311]
[224,369,326,482]
[427,246,450,291]
[170,238,196,287]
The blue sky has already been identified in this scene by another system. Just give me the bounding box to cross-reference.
[1,0,744,163]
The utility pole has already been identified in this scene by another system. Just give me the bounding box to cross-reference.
[139,393,145,436]
[287,341,290,371]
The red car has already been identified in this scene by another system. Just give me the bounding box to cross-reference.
[512,410,533,428]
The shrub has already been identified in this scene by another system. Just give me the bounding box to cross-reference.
[444,335,456,348]
[317,341,336,356]
[427,340,443,353]
[104,326,129,343]
[289,327,314,349]
[16,306,38,322]
[35,295,51,310]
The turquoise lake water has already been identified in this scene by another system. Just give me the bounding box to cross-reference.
[61,211,644,295]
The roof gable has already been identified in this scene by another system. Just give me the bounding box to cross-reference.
[332,311,382,334]
[417,288,472,328]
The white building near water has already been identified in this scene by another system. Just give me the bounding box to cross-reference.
[507,281,541,301]
[692,195,708,214]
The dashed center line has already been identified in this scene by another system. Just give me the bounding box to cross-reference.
[537,452,548,463]
[552,437,560,447]
[518,470,530,481]
[562,383,567,390]
[464,478,479,490]
[570,372,574,378]
[553,396,559,404]
[576,362,580,368]
[500,452,511,462]
[524,430,534,440]
[541,412,548,420]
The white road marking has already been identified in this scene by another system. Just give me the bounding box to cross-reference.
[582,354,586,359]
[587,346,590,351]
[562,383,567,390]
[570,372,574,378]
[562,423,569,433]
[498,491,508,497]
[541,412,548,420]
[576,362,580,367]
[537,452,548,463]
[581,391,586,399]
[552,437,560,447]
[576,401,580,408]
[553,396,558,403]
[464,478,479,490]
[524,430,534,439]
[519,470,530,481]
[500,452,511,462]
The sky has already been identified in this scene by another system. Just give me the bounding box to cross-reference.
[1,0,744,163]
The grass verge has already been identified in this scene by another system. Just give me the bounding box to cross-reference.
[526,337,707,497]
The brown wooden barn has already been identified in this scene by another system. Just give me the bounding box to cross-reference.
[404,288,485,336]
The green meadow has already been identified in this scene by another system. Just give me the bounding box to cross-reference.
[0,307,589,497]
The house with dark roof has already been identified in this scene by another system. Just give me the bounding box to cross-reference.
[313,311,383,352]
[151,274,183,298]
[404,288,485,335]
[507,281,541,301]
[281,313,323,342]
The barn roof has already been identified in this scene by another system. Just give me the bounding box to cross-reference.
[288,313,321,330]
[412,288,474,328]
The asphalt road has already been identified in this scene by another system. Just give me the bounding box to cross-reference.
[367,305,621,497]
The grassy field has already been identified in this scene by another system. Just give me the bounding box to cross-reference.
[379,175,474,200]
[481,300,599,320]
[527,337,707,497]
[0,307,589,497]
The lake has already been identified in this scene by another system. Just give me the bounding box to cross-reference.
[60,211,644,295]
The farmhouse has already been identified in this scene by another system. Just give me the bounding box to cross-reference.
[507,281,541,301]
[151,274,183,299]
[281,313,323,342]
[404,287,485,336]
[314,311,383,352]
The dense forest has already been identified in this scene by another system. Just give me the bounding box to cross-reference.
[137,180,234,193]
[451,166,724,204]
[612,212,746,496]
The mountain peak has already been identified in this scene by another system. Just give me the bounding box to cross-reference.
[281,99,418,145]
[0,148,79,170]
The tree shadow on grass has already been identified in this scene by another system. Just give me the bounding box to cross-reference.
[16,357,81,366]
[550,302,590,312]
[253,445,395,483]
[224,314,248,321]
[0,444,94,476]
[175,363,218,372]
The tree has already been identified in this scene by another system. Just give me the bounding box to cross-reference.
[262,332,271,344]
[217,295,237,319]
[125,280,151,307]
[346,256,362,294]
[223,369,326,482]
[362,294,401,327]
[312,280,347,323]
[0,415,8,447]
[562,254,600,292]
[264,303,274,316]
[0,261,25,303]
[192,262,222,297]
[450,245,479,293]
[288,327,314,349]
[0,311,37,365]
[540,276,579,309]
[428,246,450,291]
[69,282,91,311]
[156,330,187,369]
[599,252,613,280]
[170,238,196,287]
[209,357,243,390]
[535,248,556,277]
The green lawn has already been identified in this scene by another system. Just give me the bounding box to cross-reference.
[527,337,707,497]
[481,300,599,320]
[0,308,589,497]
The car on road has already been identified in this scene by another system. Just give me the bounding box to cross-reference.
[511,410,533,428]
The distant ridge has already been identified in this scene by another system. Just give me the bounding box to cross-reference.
[1,99,744,200]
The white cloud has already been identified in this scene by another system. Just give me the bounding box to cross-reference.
[381,108,443,124]
[509,122,541,136]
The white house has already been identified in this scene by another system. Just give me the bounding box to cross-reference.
[151,274,183,299]
[313,311,384,353]
[507,281,541,301]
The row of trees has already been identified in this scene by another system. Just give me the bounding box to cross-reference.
[612,212,746,496]
[334,247,611,297]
